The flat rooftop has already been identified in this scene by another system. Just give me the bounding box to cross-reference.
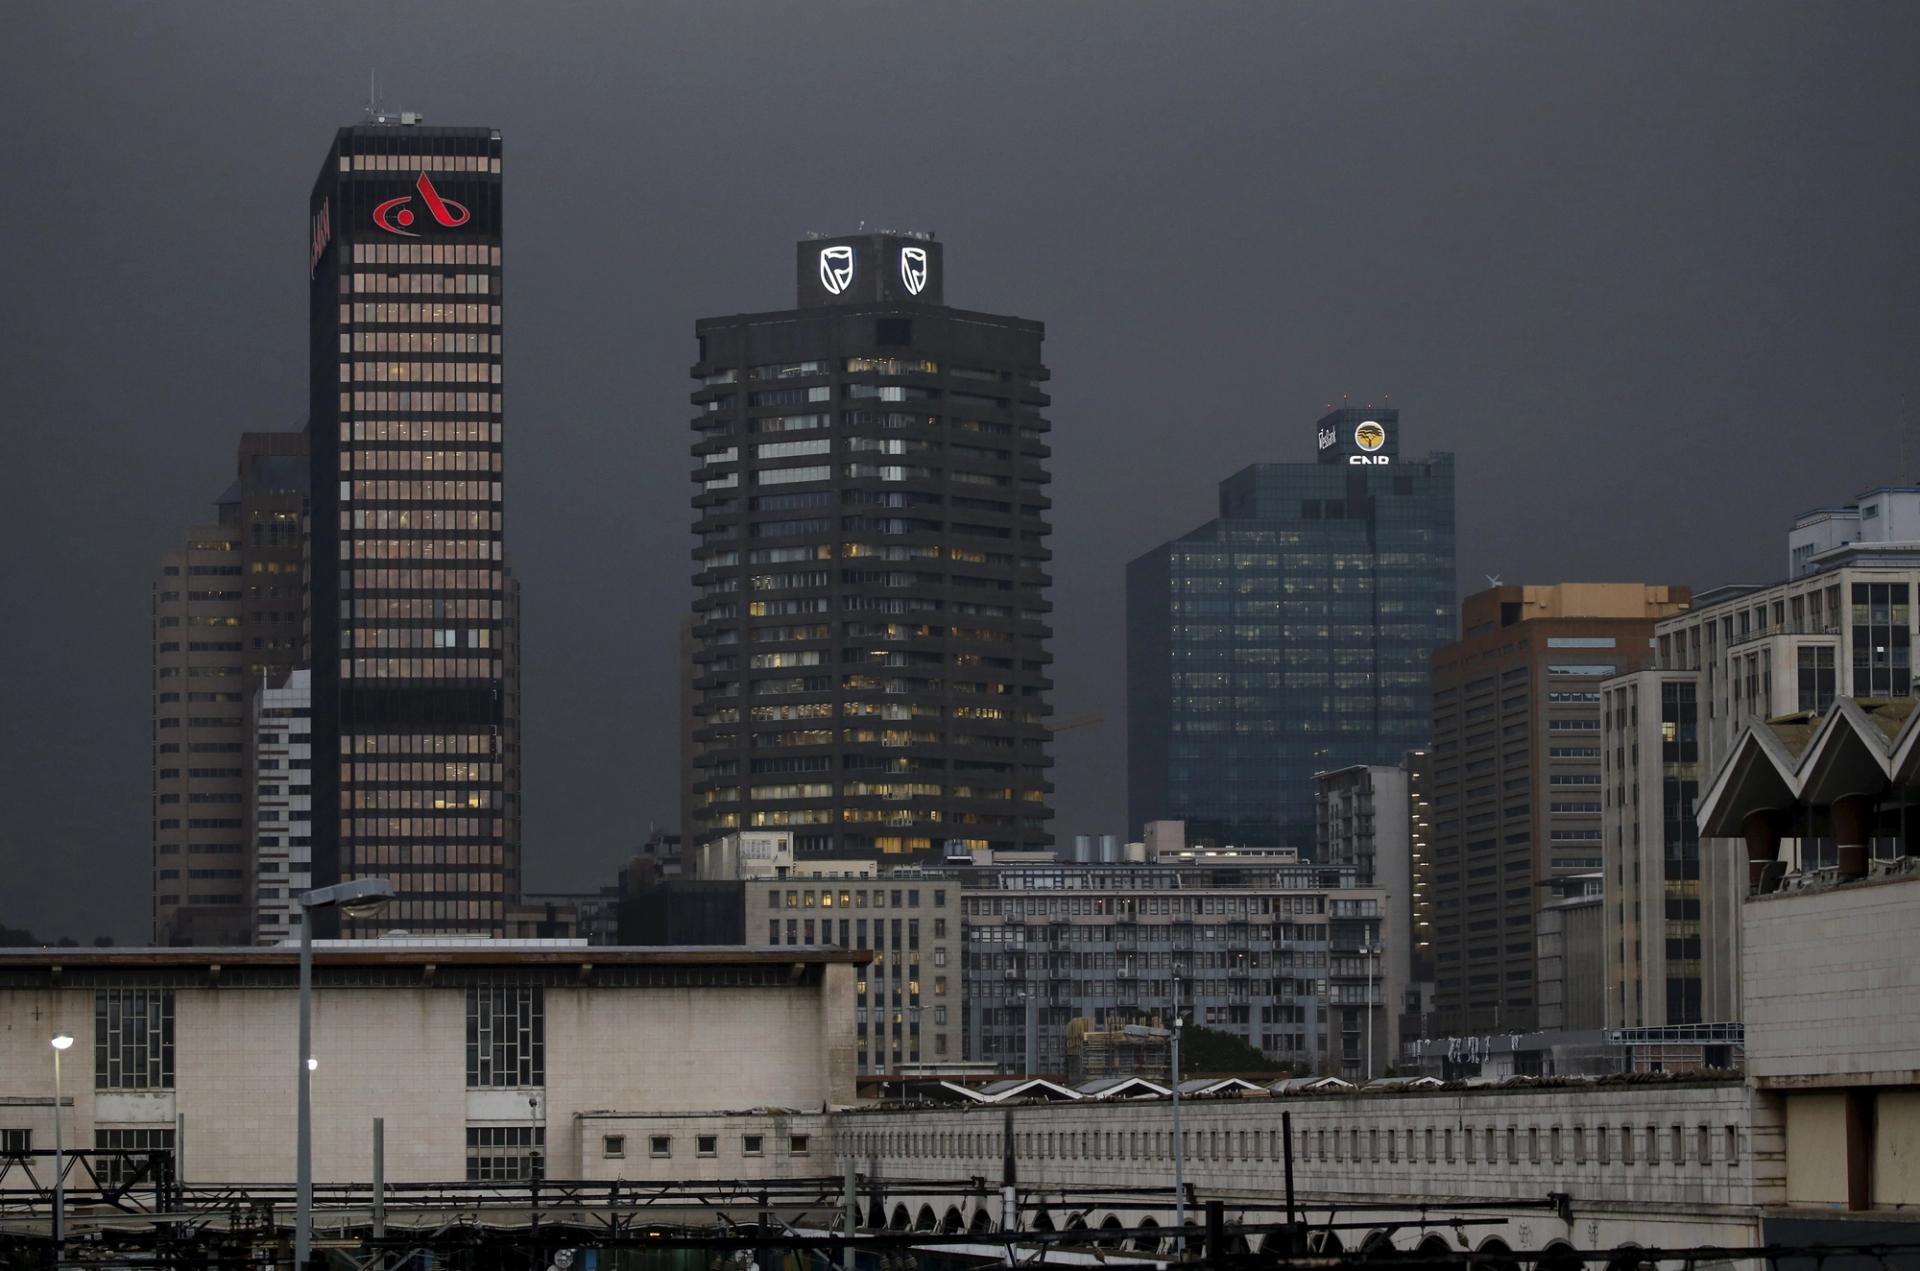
[0,945,871,970]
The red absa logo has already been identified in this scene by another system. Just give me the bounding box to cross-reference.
[372,172,471,237]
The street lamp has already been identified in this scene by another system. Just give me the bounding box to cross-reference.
[50,1034,73,1259]
[1362,941,1380,1083]
[295,878,394,1269]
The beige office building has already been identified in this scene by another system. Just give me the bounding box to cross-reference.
[152,433,305,945]
[1428,584,1691,1037]
[745,865,964,1074]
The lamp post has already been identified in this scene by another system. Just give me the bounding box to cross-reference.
[50,1033,73,1261]
[295,878,394,1269]
[1363,940,1379,1082]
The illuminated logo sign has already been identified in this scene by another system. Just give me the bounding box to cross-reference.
[1317,425,1336,451]
[819,245,855,295]
[372,172,471,237]
[899,246,929,296]
[308,198,332,278]
[1350,420,1390,465]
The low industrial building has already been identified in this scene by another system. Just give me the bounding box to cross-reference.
[0,943,860,1185]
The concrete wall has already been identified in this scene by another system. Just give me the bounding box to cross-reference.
[0,969,853,1184]
[831,1082,1770,1252]
[1743,872,1920,1088]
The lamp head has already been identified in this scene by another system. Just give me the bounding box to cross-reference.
[299,877,396,918]
[50,1034,74,1051]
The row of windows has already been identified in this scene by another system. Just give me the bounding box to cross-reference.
[338,389,499,413]
[844,1117,1742,1170]
[615,1132,809,1159]
[344,449,500,473]
[340,657,501,681]
[348,273,495,296]
[345,302,498,326]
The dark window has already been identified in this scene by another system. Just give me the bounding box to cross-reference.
[874,319,912,346]
[94,1128,174,1187]
[465,1126,544,1181]
[95,990,175,1090]
[465,985,545,1087]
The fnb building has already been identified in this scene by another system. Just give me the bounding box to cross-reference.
[306,117,518,935]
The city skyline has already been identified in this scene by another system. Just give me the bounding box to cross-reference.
[4,3,1918,941]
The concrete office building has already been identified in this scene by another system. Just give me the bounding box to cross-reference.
[1535,872,1604,1032]
[1787,486,1920,578]
[960,858,1390,1080]
[305,118,518,935]
[251,670,313,945]
[687,233,1054,864]
[152,433,306,946]
[1428,584,1690,1037]
[632,831,966,1075]
[1603,496,1920,1028]
[748,867,964,1074]
[1699,695,1920,1219]
[1313,758,1425,1059]
[1128,407,1455,849]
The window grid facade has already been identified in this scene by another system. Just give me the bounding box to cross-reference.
[307,122,518,935]
[465,1125,544,1181]
[465,984,544,1087]
[94,989,175,1091]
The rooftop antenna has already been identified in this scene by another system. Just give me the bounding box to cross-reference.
[364,69,380,121]
[1485,574,1504,588]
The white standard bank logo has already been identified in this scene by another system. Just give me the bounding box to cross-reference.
[819,245,855,295]
[899,246,929,296]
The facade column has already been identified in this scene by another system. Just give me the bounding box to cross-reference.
[1831,793,1874,881]
[1742,809,1784,893]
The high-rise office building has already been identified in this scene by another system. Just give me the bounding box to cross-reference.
[1127,408,1455,848]
[1426,583,1690,1038]
[151,433,306,945]
[686,233,1054,863]
[305,117,515,934]
[1603,485,1920,1030]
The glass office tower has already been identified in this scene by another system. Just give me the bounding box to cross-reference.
[1127,408,1455,849]
[306,118,517,935]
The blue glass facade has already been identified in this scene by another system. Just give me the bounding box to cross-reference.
[1128,409,1455,848]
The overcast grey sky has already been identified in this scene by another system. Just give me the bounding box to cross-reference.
[1,2,1915,941]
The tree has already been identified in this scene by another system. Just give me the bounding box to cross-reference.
[1181,1025,1296,1076]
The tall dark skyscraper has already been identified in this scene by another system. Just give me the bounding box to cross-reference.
[687,233,1054,862]
[305,117,516,934]
[1127,407,1456,849]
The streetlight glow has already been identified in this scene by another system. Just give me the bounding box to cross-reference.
[305,1057,318,1071]
[50,1034,74,1051]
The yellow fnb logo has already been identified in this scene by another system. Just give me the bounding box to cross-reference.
[1350,421,1390,465]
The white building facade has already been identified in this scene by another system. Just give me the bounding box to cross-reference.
[1603,521,1920,1027]
[251,669,312,945]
